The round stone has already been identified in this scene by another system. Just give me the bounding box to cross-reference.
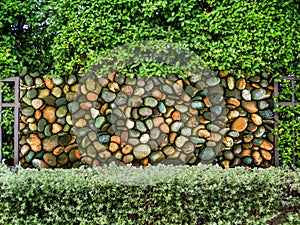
[170,121,183,132]
[258,101,269,110]
[140,134,150,143]
[251,114,263,125]
[99,134,110,143]
[242,89,251,101]
[139,107,153,117]
[228,130,239,138]
[22,107,34,116]
[149,151,165,164]
[144,97,158,107]
[175,136,188,148]
[95,116,106,129]
[206,77,220,87]
[128,96,143,107]
[56,106,68,117]
[252,88,268,100]
[32,99,43,109]
[211,105,223,115]
[174,104,188,113]
[158,102,167,113]
[52,77,64,85]
[133,144,151,159]
[241,101,258,113]
[135,121,147,132]
[181,127,192,136]
[231,117,248,132]
[259,110,273,119]
[242,156,253,165]
[101,90,116,102]
[227,76,235,90]
[161,84,174,94]
[254,126,266,138]
[199,147,215,161]
[191,101,204,110]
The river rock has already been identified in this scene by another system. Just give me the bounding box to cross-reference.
[241,100,258,113]
[22,107,35,117]
[199,147,215,161]
[133,144,151,159]
[26,134,42,152]
[231,117,248,132]
[236,78,246,90]
[252,88,268,100]
[242,89,251,101]
[227,76,235,90]
[32,99,43,109]
[206,77,220,87]
[251,114,263,125]
[149,151,165,164]
[32,159,49,169]
[42,135,59,151]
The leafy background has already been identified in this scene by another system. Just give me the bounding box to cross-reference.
[0,0,299,166]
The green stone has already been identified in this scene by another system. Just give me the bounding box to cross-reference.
[174,104,188,113]
[25,151,35,162]
[56,106,68,117]
[38,119,47,132]
[199,147,215,161]
[149,151,165,164]
[242,156,253,165]
[144,97,158,107]
[139,107,153,117]
[24,75,33,86]
[101,90,116,103]
[22,107,34,116]
[67,75,77,85]
[55,97,67,106]
[22,96,32,106]
[26,89,37,99]
[161,84,174,94]
[44,124,52,137]
[135,121,147,132]
[68,102,79,113]
[95,116,106,129]
[190,137,206,144]
[258,101,269,110]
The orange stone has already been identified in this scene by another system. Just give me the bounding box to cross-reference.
[75,119,87,128]
[267,85,274,91]
[142,158,149,166]
[64,143,78,153]
[252,151,263,166]
[121,85,133,95]
[236,78,246,90]
[260,149,272,160]
[70,84,79,92]
[111,135,121,144]
[228,110,239,120]
[87,92,98,101]
[20,122,26,130]
[153,117,164,127]
[53,146,64,156]
[52,123,63,133]
[109,142,119,152]
[241,101,258,113]
[203,97,212,107]
[260,140,274,150]
[251,114,262,125]
[108,72,115,81]
[199,116,210,125]
[44,77,54,89]
[122,145,133,154]
[219,71,229,77]
[240,149,252,157]
[172,111,181,121]
[26,134,42,152]
[80,101,92,110]
[251,83,261,88]
[198,129,210,138]
[35,110,42,120]
[231,117,248,132]
[43,106,56,123]
[169,133,177,144]
[227,98,240,107]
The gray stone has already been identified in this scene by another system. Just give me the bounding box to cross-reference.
[259,110,273,119]
[191,101,204,110]
[258,101,269,110]
[24,75,33,86]
[253,138,263,146]
[242,89,251,101]
[38,119,47,132]
[207,124,220,132]
[26,89,37,99]
[181,127,192,136]
[228,130,240,138]
[55,97,67,106]
[161,84,174,94]
[254,126,265,138]
[252,88,268,100]
[52,77,64,85]
[190,137,206,144]
[135,121,147,132]
[206,77,220,87]
[133,144,151,159]
[174,104,188,113]
[101,89,116,102]
[99,134,110,143]
[68,102,80,113]
[209,93,223,105]
[139,107,153,117]
[211,105,223,116]
[150,128,161,139]
[175,136,188,148]
[67,75,77,85]
[170,121,183,132]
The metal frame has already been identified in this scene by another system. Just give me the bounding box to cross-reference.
[274,76,299,167]
[0,77,20,165]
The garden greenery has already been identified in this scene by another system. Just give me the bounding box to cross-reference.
[0,0,299,166]
[0,164,299,224]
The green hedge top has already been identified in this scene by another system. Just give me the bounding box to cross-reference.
[0,164,299,224]
[1,0,299,78]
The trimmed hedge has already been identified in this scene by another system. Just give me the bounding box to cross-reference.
[0,164,299,224]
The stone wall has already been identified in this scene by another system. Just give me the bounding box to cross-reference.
[19,70,274,168]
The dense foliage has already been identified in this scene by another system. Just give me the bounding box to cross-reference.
[0,164,299,224]
[0,0,299,166]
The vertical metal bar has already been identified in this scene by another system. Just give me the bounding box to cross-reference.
[0,81,2,163]
[291,80,296,167]
[274,79,279,166]
[14,78,20,166]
